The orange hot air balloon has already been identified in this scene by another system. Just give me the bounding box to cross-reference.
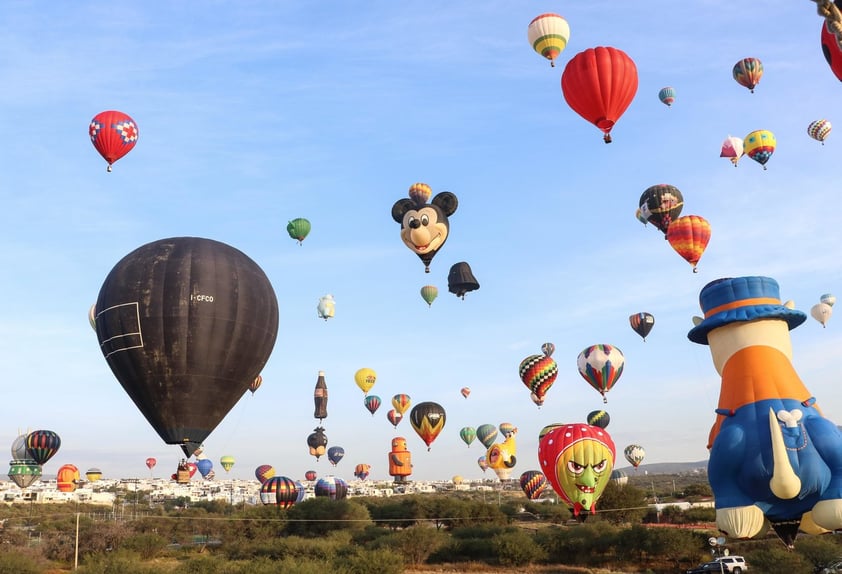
[249,375,263,394]
[561,46,638,143]
[460,387,470,399]
[57,464,80,492]
[666,215,711,273]
[391,394,411,415]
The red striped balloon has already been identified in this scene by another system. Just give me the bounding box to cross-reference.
[666,215,711,272]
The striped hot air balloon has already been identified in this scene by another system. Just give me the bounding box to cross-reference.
[808,119,832,144]
[732,57,763,93]
[744,129,776,169]
[520,470,549,500]
[666,215,712,272]
[658,86,676,107]
[527,13,570,67]
[577,345,625,403]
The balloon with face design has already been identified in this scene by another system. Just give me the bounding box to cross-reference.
[392,188,458,273]
[538,423,616,518]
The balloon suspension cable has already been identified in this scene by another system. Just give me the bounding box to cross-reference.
[814,0,842,51]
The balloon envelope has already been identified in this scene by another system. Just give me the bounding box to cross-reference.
[821,293,836,307]
[624,444,646,468]
[364,395,381,416]
[744,130,776,169]
[420,285,439,307]
[639,184,683,235]
[811,302,833,327]
[629,312,655,341]
[26,430,61,466]
[460,426,477,447]
[808,119,832,144]
[732,57,763,92]
[286,218,311,244]
[8,461,41,489]
[249,375,263,395]
[85,468,102,482]
[667,215,712,272]
[460,387,470,399]
[577,345,625,403]
[476,424,499,449]
[658,86,676,106]
[720,136,745,166]
[391,394,411,415]
[387,409,403,428]
[89,110,138,171]
[93,237,279,457]
[260,476,299,508]
[527,13,570,67]
[315,476,348,500]
[327,446,345,466]
[57,464,80,492]
[255,464,275,484]
[354,368,377,394]
[519,353,558,403]
[409,401,447,450]
[196,458,213,478]
[220,455,235,472]
[520,470,549,500]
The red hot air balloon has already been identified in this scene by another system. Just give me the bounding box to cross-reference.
[561,46,638,143]
[666,215,712,273]
[89,110,139,172]
[304,470,317,482]
[146,457,157,471]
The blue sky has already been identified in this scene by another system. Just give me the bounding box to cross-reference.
[2,1,841,484]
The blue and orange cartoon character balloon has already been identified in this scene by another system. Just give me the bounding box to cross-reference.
[392,184,458,273]
[538,423,616,517]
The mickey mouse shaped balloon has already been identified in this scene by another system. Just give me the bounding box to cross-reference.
[392,183,458,273]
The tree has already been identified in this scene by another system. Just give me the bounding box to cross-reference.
[285,498,372,537]
[596,482,648,524]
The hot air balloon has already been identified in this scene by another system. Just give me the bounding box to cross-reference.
[452,475,463,486]
[460,387,470,399]
[364,395,381,416]
[587,410,610,429]
[520,470,548,500]
[328,446,345,466]
[744,129,776,169]
[624,444,646,469]
[629,312,655,341]
[93,237,279,458]
[249,375,263,395]
[538,423,616,517]
[610,469,628,486]
[539,423,565,441]
[732,57,763,93]
[186,462,198,479]
[541,342,555,357]
[260,476,299,508]
[638,184,683,235]
[25,430,61,466]
[487,427,518,480]
[561,46,638,143]
[812,302,833,327]
[476,424,499,449]
[11,433,30,462]
[420,285,438,307]
[386,409,403,428]
[197,458,214,479]
[577,344,625,403]
[354,463,371,480]
[89,110,138,171]
[317,294,335,320]
[448,261,480,299]
[220,455,235,472]
[315,476,348,500]
[305,470,317,482]
[635,208,648,226]
[408,182,432,206]
[307,427,328,460]
[519,348,558,406]
[286,218,311,245]
[409,401,447,451]
[822,6,842,82]
[720,135,745,167]
[460,426,477,447]
[821,293,836,307]
[57,464,80,492]
[146,457,157,471]
[667,215,712,272]
[391,394,411,415]
[314,371,328,422]
[85,468,102,482]
[392,190,458,273]
[354,368,377,395]
[255,464,275,484]
[7,462,41,489]
[808,119,832,144]
[658,86,676,107]
[389,437,412,483]
[477,455,489,473]
[527,13,570,67]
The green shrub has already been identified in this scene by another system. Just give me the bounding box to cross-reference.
[336,547,404,574]
[76,549,161,574]
[492,528,548,567]
[122,532,168,560]
[0,548,45,574]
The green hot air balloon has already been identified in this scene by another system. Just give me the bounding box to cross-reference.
[220,455,235,472]
[286,218,311,245]
[476,424,499,449]
[459,426,477,447]
[93,237,279,457]
[420,285,438,307]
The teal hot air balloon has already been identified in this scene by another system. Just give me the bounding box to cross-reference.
[658,86,676,107]
[476,424,499,449]
[286,218,311,245]
[459,426,477,447]
[364,395,381,416]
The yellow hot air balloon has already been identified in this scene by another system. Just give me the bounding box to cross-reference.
[527,13,570,67]
[354,368,377,395]
[744,129,776,170]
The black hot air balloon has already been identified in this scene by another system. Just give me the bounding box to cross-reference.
[25,430,61,466]
[638,184,683,236]
[308,427,328,460]
[92,237,279,457]
[628,312,655,341]
[447,262,480,299]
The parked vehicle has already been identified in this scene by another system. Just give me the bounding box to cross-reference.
[686,555,747,574]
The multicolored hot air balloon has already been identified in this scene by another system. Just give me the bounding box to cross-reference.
[86,468,102,482]
[409,401,446,451]
[286,218,311,245]
[732,57,763,93]
[315,476,348,500]
[328,446,345,466]
[477,455,489,473]
[639,184,683,235]
[519,346,558,407]
[520,470,549,500]
[408,182,432,206]
[386,409,403,428]
[420,285,438,307]
[460,426,477,447]
[364,395,381,416]
[25,430,61,466]
[460,387,470,399]
[477,424,499,449]
[249,375,263,395]
[624,444,646,469]
[808,119,832,144]
[539,423,616,517]
[57,464,80,492]
[744,129,776,169]
[527,13,570,67]
[667,215,712,272]
[392,394,411,415]
[658,86,676,107]
[8,462,41,489]
[89,110,138,172]
[561,46,638,143]
[354,368,377,395]
[255,464,275,484]
[354,463,371,480]
[260,476,299,508]
[577,345,625,403]
[220,455,235,472]
[720,135,745,167]
[629,312,655,341]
